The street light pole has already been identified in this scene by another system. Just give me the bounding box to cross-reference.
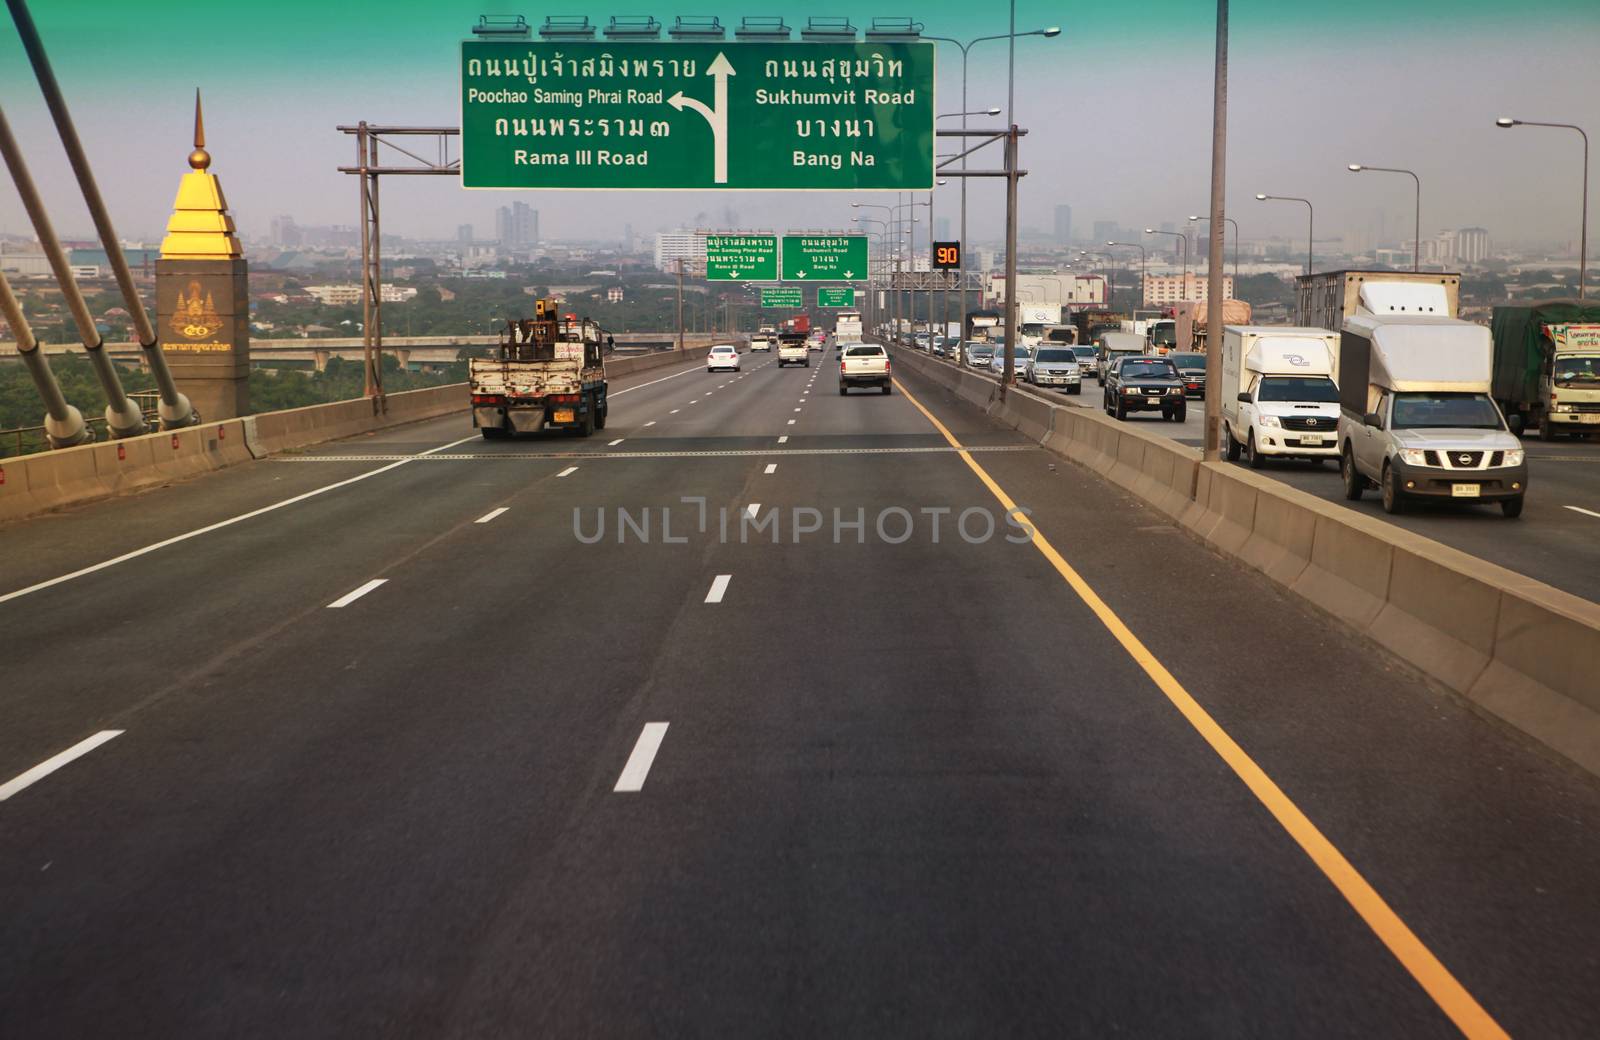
[1497,118,1588,298]
[1188,215,1240,282]
[1145,229,1189,296]
[925,26,1061,356]
[1106,241,1147,307]
[1348,164,1421,271]
[1255,194,1314,276]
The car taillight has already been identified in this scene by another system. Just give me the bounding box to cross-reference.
[549,393,580,404]
[884,360,891,373]
[471,394,503,405]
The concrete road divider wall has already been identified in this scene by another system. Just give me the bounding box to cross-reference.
[892,345,1600,778]
[0,348,712,524]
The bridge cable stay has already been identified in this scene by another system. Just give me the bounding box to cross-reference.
[0,101,146,439]
[6,0,199,429]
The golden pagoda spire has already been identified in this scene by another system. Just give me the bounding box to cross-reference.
[160,89,242,260]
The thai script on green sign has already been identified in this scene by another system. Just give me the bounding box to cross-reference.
[817,288,858,308]
[761,287,804,307]
[705,234,777,281]
[461,42,934,190]
[782,234,869,281]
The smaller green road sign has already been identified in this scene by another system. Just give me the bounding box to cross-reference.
[817,288,857,308]
[782,234,869,281]
[706,234,778,281]
[761,287,804,307]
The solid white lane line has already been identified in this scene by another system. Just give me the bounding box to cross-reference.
[614,722,669,792]
[670,408,681,414]
[1566,505,1600,519]
[744,503,761,518]
[327,578,388,608]
[644,421,656,427]
[690,399,699,404]
[475,507,509,524]
[557,466,578,477]
[764,463,777,474]
[778,435,789,444]
[608,438,624,446]
[705,574,733,602]
[0,435,479,607]
[0,731,124,802]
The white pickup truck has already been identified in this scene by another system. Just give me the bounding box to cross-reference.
[839,342,891,395]
[777,331,810,367]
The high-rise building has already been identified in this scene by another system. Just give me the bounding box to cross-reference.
[495,201,538,246]
[456,224,474,243]
[269,215,301,248]
[1456,227,1490,263]
[1092,220,1117,244]
[624,223,636,253]
[654,230,707,272]
[934,217,951,241]
[1054,204,1072,245]
[1142,273,1234,306]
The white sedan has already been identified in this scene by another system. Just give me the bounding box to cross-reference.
[707,344,741,372]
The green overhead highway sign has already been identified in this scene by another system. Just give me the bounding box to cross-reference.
[760,287,804,307]
[782,234,869,281]
[460,41,934,190]
[705,234,778,281]
[817,288,857,307]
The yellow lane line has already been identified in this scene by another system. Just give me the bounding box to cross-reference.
[892,376,1508,1040]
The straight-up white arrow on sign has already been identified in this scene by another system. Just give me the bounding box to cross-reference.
[666,52,734,184]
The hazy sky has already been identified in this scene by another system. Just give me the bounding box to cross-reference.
[0,0,1595,251]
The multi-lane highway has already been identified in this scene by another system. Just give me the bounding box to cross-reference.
[1024,366,1600,603]
[5,348,1600,1036]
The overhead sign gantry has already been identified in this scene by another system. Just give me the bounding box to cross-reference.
[460,41,935,190]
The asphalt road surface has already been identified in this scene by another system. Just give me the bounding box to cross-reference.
[1049,364,1600,604]
[4,349,1600,1037]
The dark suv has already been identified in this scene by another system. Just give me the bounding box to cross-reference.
[1167,352,1208,398]
[1103,356,1187,422]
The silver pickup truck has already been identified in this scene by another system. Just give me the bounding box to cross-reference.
[839,343,891,395]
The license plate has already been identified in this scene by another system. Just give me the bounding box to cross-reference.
[1301,435,1324,446]
[1582,414,1600,424]
[1451,483,1480,498]
[553,408,575,424]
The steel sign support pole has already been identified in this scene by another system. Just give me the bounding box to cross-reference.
[1203,0,1229,462]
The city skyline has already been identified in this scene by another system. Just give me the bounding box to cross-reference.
[0,3,1593,254]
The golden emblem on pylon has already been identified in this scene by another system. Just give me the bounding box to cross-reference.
[171,280,223,338]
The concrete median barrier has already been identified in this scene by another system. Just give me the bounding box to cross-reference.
[1,349,715,523]
[897,352,1600,778]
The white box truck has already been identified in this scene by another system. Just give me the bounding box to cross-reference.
[1219,327,1342,467]
[1334,280,1528,518]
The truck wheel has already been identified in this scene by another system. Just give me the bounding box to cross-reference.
[1538,418,1554,442]
[1114,399,1127,421]
[1501,495,1525,519]
[839,384,848,396]
[481,425,508,440]
[1380,463,1405,514]
[1069,384,1081,396]
[1341,447,1364,500]
[595,400,608,430]
[1222,424,1241,461]
[804,360,810,368]
[882,382,892,395]
[1246,432,1266,469]
[1173,402,1187,423]
[578,396,596,437]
